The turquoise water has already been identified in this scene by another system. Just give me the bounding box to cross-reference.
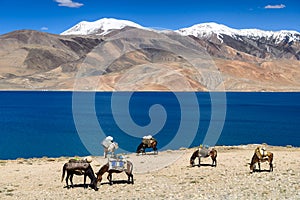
[0,91,299,159]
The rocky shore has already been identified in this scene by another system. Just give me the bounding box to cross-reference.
[0,144,299,199]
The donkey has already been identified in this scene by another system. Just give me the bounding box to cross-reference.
[136,137,158,155]
[249,147,273,173]
[190,147,217,167]
[61,161,98,190]
[103,142,119,158]
[96,160,134,185]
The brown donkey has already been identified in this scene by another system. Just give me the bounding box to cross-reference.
[249,147,273,173]
[96,160,134,185]
[136,138,158,155]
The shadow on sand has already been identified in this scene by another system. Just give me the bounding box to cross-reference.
[100,180,130,185]
[136,152,158,156]
[252,169,272,173]
[63,183,94,189]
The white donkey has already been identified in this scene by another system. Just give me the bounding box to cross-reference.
[102,136,119,158]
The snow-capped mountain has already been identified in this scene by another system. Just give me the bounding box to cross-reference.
[61,18,144,35]
[61,18,300,46]
[176,22,300,44]
[175,22,300,60]
[59,18,300,60]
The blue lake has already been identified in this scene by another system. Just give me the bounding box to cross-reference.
[0,91,300,159]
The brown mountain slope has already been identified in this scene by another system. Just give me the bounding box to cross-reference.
[0,29,300,91]
[0,30,102,89]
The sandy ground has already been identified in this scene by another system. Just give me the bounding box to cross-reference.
[0,144,299,200]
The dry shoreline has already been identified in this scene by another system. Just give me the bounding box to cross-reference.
[1,144,299,199]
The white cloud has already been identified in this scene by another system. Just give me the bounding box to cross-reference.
[54,0,84,8]
[264,4,286,9]
[41,27,49,31]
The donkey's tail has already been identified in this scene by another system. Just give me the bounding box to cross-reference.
[61,163,66,182]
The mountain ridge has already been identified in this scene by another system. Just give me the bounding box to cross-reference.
[0,18,300,91]
[61,18,300,44]
[61,18,300,61]
[176,22,300,44]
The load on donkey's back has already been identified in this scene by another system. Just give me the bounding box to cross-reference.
[136,135,158,155]
[101,136,119,158]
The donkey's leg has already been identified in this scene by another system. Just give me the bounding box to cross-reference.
[258,162,261,171]
[212,157,217,167]
[66,172,70,188]
[106,173,113,185]
[69,174,74,188]
[83,174,87,188]
[269,154,274,172]
[130,174,134,184]
[104,148,107,158]
[126,173,131,184]
[153,147,158,154]
[198,157,201,167]
[269,161,273,172]
[109,173,113,185]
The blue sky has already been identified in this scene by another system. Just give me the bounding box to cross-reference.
[0,0,299,35]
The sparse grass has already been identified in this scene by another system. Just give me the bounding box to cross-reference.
[262,191,269,196]
[190,180,199,184]
[0,160,7,164]
[280,188,287,193]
